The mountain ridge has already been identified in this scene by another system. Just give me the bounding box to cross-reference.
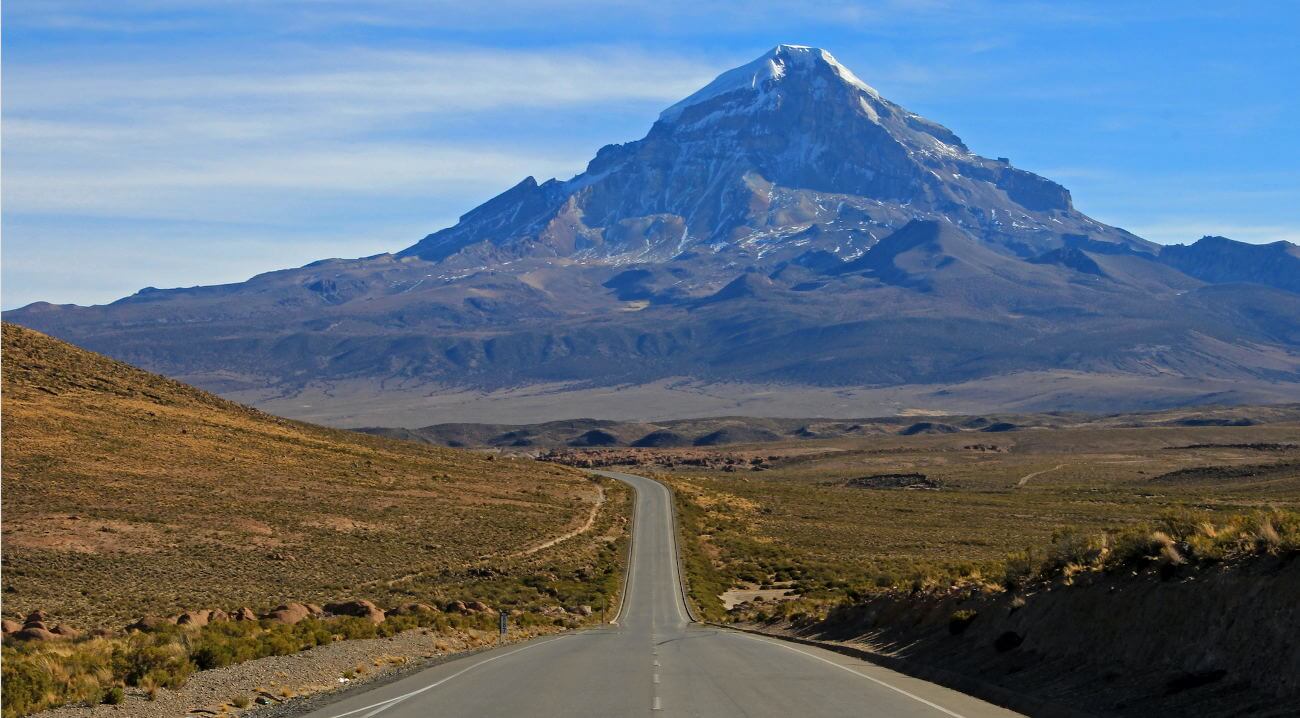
[6,44,1300,425]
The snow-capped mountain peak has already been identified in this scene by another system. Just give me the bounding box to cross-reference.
[658,44,881,123]
[400,44,1148,264]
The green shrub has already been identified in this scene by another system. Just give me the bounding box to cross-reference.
[948,609,978,635]
[114,636,193,689]
[1,647,60,718]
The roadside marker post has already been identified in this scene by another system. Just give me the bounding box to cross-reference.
[499,611,508,642]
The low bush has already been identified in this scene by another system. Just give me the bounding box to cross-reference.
[948,609,978,635]
[1009,508,1299,588]
[1,598,601,718]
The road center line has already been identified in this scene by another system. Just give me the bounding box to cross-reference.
[726,632,969,718]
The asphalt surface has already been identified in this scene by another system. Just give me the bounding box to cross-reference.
[300,470,1022,717]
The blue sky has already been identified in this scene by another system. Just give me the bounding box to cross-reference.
[3,1,1298,308]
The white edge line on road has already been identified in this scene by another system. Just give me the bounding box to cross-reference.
[324,636,564,718]
[592,470,638,627]
[665,495,688,624]
[727,632,969,718]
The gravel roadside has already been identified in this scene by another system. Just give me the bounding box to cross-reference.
[34,623,571,718]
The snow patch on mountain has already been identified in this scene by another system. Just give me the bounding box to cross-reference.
[659,44,881,123]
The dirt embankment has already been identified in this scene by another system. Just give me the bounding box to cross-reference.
[766,556,1299,717]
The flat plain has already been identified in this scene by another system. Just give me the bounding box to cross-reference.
[636,416,1300,618]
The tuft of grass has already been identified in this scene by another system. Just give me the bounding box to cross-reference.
[948,609,978,635]
[101,686,125,705]
[1004,508,1300,589]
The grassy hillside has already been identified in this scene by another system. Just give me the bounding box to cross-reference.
[1,325,638,717]
[1,324,626,630]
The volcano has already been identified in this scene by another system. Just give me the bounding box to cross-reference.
[8,45,1300,425]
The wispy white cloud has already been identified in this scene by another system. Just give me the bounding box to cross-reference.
[3,45,717,222]
[4,142,585,219]
[6,46,715,117]
[1,41,721,306]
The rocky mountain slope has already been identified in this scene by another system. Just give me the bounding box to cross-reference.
[7,45,1300,425]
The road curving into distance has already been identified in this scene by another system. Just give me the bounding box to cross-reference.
[301,470,1021,717]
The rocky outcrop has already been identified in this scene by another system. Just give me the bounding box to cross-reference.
[128,615,178,632]
[12,626,60,641]
[177,610,211,627]
[325,600,385,624]
[390,602,439,616]
[6,611,81,641]
[263,603,312,625]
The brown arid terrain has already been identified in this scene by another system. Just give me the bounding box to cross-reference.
[600,421,1299,716]
[516,415,1300,612]
[0,324,630,717]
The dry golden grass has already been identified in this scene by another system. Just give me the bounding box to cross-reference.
[658,422,1300,619]
[1,323,627,630]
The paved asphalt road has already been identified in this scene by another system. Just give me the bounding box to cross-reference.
[301,470,1021,717]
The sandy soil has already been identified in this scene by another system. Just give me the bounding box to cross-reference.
[720,583,800,610]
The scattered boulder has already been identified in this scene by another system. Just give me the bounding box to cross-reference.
[24,610,50,627]
[573,605,594,617]
[12,626,59,641]
[51,624,82,639]
[177,610,211,627]
[305,604,325,617]
[465,601,496,615]
[128,615,178,632]
[325,600,385,624]
[446,601,469,614]
[2,619,22,634]
[263,603,311,625]
[845,473,942,490]
[232,607,257,622]
[391,602,438,616]
[208,609,231,623]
